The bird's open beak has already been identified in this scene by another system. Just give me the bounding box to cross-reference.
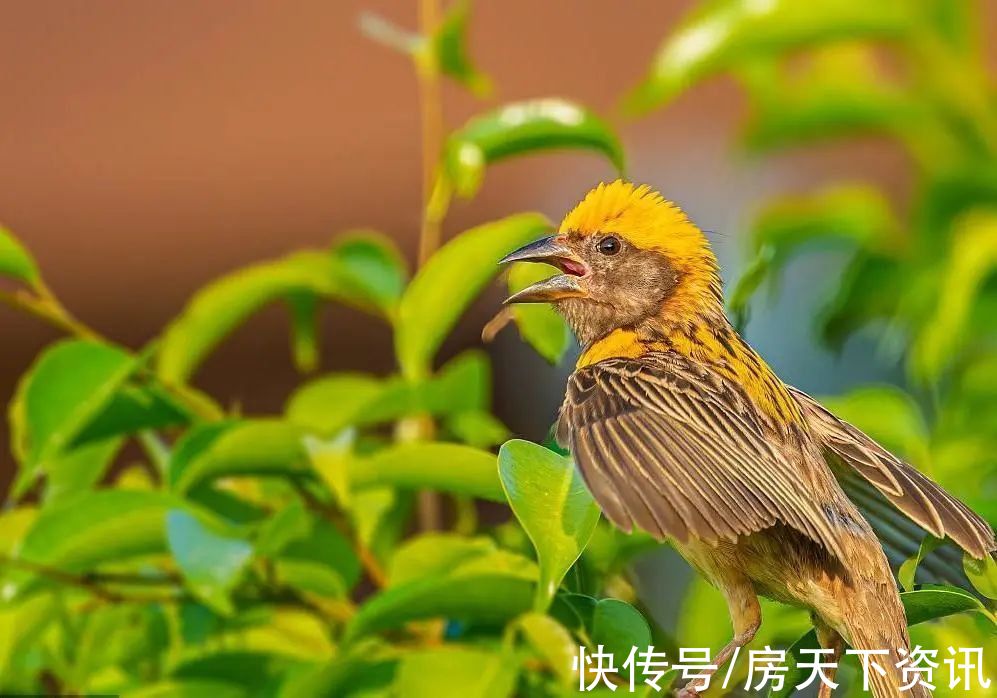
[499,235,589,304]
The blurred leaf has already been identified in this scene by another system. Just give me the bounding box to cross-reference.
[43,437,124,504]
[73,382,193,448]
[731,184,900,322]
[912,210,997,381]
[0,593,56,678]
[286,350,491,436]
[303,431,353,508]
[498,439,600,610]
[330,231,408,317]
[0,506,36,557]
[444,410,510,448]
[395,212,550,378]
[346,549,536,639]
[125,680,246,698]
[276,517,360,597]
[394,645,518,698]
[279,638,397,697]
[898,535,944,592]
[157,241,402,383]
[170,651,292,697]
[818,252,906,350]
[350,442,503,501]
[0,225,39,284]
[167,509,252,615]
[818,385,929,464]
[963,553,997,600]
[432,0,492,97]
[388,533,497,587]
[517,612,577,686]
[8,490,180,598]
[591,599,652,668]
[444,100,624,198]
[286,292,319,374]
[10,340,135,495]
[255,501,311,558]
[507,262,572,364]
[624,0,910,113]
[171,420,309,493]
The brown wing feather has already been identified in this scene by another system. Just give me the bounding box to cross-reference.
[558,354,850,561]
[791,387,996,559]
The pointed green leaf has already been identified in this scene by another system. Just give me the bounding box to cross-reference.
[433,0,492,97]
[329,232,408,317]
[0,226,38,284]
[898,535,944,592]
[591,599,652,666]
[624,0,910,113]
[445,100,624,198]
[395,213,550,378]
[394,645,518,698]
[498,439,601,610]
[507,262,572,364]
[517,612,578,686]
[10,340,136,496]
[963,553,997,600]
[350,443,503,501]
[388,533,497,587]
[346,549,536,639]
[167,509,253,615]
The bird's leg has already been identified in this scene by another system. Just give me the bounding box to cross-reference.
[813,616,844,698]
[675,581,761,698]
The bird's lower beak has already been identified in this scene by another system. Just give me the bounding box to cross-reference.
[499,235,589,304]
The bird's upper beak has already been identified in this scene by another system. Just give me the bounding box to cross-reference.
[499,235,589,304]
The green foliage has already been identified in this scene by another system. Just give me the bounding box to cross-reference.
[1,1,994,694]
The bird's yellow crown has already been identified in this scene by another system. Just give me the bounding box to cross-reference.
[559,180,711,263]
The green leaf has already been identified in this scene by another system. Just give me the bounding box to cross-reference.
[624,0,911,113]
[445,100,624,199]
[394,645,518,698]
[346,549,537,639]
[444,410,510,449]
[276,518,360,597]
[167,509,253,615]
[507,262,572,364]
[43,438,124,504]
[911,210,997,381]
[0,593,57,679]
[517,612,578,686]
[7,490,181,598]
[591,599,652,667]
[157,243,401,383]
[170,420,310,493]
[898,536,944,592]
[963,553,997,600]
[395,212,550,378]
[10,340,137,496]
[730,184,900,322]
[818,385,930,464]
[278,639,397,696]
[498,439,601,610]
[432,0,492,97]
[286,292,319,374]
[329,232,408,317]
[124,680,246,698]
[350,443,503,501]
[818,252,906,350]
[254,501,311,558]
[0,225,39,284]
[388,533,497,587]
[72,381,193,448]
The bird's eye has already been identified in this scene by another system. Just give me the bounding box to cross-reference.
[597,236,621,255]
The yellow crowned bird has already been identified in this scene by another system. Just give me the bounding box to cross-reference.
[500,181,995,698]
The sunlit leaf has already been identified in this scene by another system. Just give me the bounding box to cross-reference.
[0,593,56,680]
[388,533,496,587]
[395,213,550,378]
[911,210,997,382]
[517,612,577,686]
[124,681,246,698]
[506,262,572,364]
[963,553,997,600]
[394,645,518,698]
[10,341,136,497]
[444,101,624,198]
[432,0,492,97]
[898,535,944,592]
[170,420,309,493]
[0,225,39,284]
[279,638,397,697]
[730,184,900,322]
[350,442,503,501]
[444,410,510,448]
[43,438,124,504]
[624,0,910,113]
[498,439,600,610]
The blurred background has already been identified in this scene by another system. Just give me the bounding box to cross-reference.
[1,2,996,696]
[1,0,957,486]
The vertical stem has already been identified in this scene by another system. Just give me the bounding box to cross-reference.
[416,0,444,266]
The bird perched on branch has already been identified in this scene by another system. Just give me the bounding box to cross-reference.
[501,181,995,698]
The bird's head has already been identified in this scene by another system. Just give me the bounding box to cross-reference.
[501,180,721,345]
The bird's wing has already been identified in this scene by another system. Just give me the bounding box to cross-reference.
[557,354,849,561]
[790,387,996,560]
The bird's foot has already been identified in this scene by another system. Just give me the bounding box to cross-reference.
[674,686,700,698]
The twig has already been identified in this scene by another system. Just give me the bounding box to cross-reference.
[416,0,445,266]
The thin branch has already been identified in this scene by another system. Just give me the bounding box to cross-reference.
[416,0,445,266]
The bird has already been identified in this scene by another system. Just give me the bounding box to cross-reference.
[500,181,995,698]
